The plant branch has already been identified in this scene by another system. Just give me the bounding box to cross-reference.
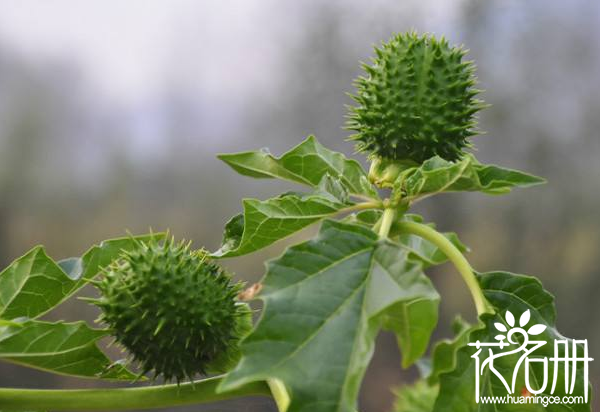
[340,201,382,214]
[349,193,381,203]
[396,221,493,315]
[378,208,396,239]
[0,376,271,411]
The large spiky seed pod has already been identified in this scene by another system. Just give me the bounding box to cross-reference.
[347,32,487,164]
[95,237,248,382]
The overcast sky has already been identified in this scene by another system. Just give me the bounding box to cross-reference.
[0,1,462,106]
[0,1,271,103]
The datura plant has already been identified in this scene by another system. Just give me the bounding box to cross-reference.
[0,32,592,412]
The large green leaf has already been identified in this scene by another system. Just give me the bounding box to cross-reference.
[218,135,377,198]
[434,271,591,412]
[0,235,161,321]
[220,220,439,412]
[0,319,136,380]
[403,155,545,200]
[212,194,347,258]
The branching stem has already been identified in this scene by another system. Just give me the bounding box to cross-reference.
[397,221,493,315]
[378,208,396,239]
[0,201,491,412]
[341,201,382,213]
[0,376,271,411]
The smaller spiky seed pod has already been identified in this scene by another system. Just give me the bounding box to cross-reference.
[95,237,247,382]
[347,32,487,164]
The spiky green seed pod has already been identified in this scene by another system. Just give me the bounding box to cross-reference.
[95,237,248,382]
[347,32,487,163]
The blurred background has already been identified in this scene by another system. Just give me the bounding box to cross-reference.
[0,0,598,411]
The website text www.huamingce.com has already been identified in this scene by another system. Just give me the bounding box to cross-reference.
[479,394,585,407]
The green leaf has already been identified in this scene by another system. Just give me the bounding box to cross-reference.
[0,234,162,321]
[218,135,377,198]
[403,155,545,200]
[394,380,439,412]
[313,173,350,204]
[434,271,591,412]
[428,316,473,385]
[0,319,136,380]
[220,220,439,412]
[351,209,382,226]
[212,195,347,258]
[383,295,440,369]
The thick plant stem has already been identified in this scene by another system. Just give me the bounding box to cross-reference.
[397,221,492,315]
[0,376,271,411]
[378,208,396,239]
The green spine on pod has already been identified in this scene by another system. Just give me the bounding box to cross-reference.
[347,32,487,164]
[95,237,248,382]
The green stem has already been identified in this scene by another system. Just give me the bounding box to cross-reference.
[267,379,290,412]
[378,208,396,239]
[0,376,271,411]
[397,221,492,315]
[341,201,382,214]
[349,193,381,203]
